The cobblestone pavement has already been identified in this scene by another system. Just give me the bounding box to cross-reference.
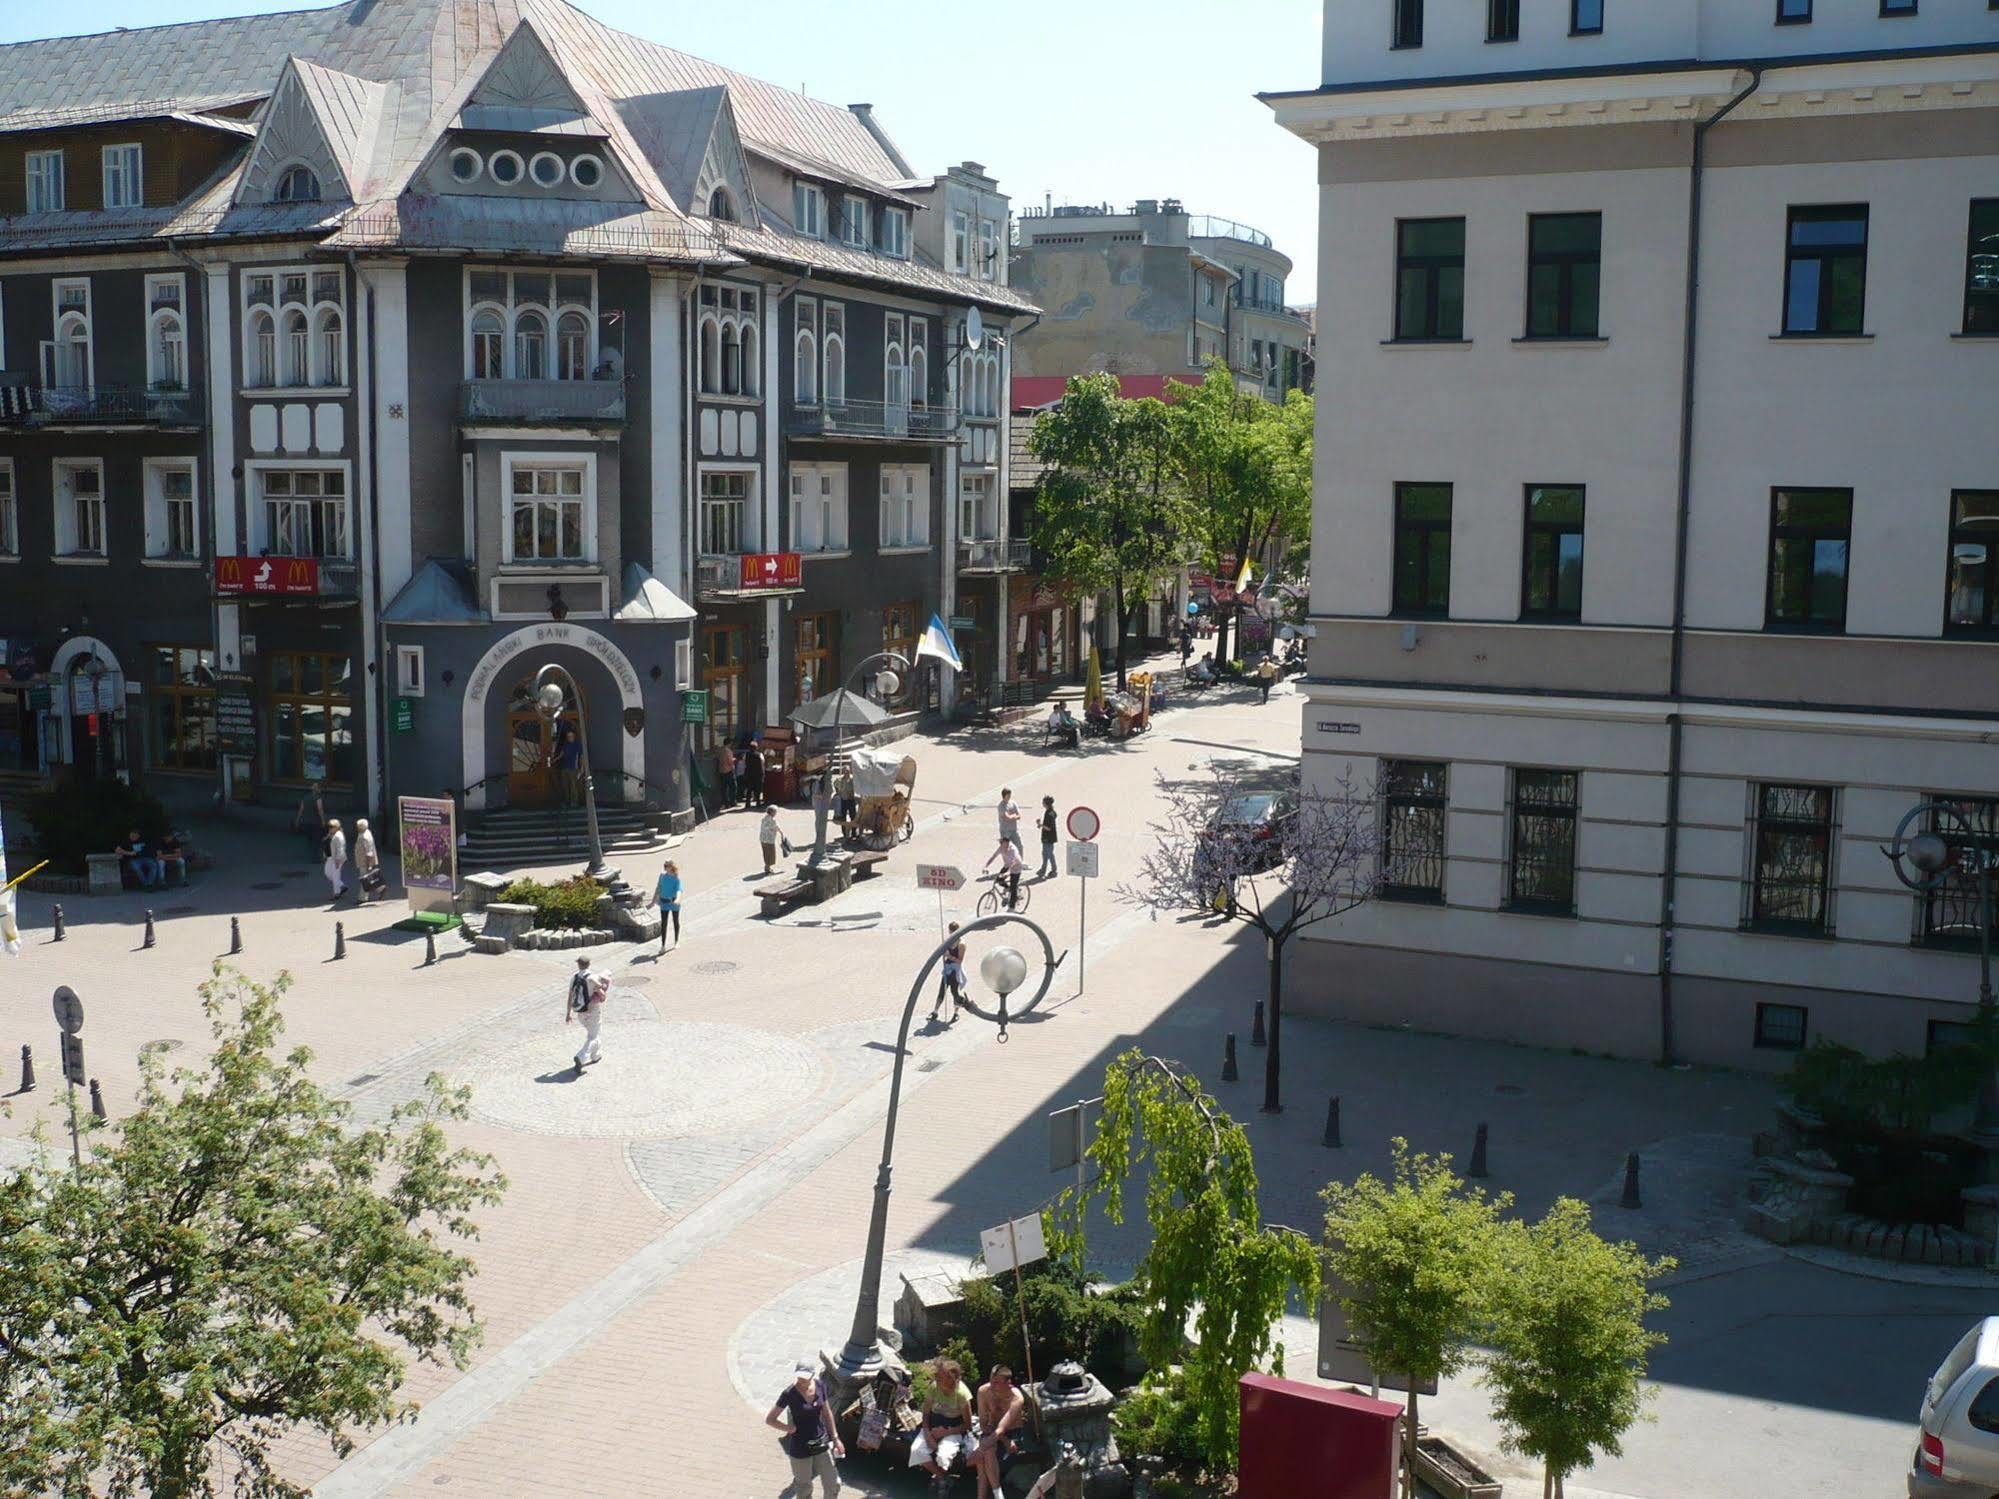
[3,659,1977,1499]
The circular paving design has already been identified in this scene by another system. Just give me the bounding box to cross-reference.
[459,1016,824,1139]
[692,959,739,975]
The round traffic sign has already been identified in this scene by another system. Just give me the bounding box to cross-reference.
[52,985,83,1036]
[1067,806,1101,842]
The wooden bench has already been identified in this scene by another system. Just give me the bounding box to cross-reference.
[755,878,813,919]
[848,851,888,880]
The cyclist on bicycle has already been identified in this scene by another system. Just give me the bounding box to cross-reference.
[983,836,1025,912]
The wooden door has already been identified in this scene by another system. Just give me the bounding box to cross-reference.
[506,712,555,807]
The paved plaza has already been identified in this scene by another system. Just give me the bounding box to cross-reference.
[1,664,1982,1498]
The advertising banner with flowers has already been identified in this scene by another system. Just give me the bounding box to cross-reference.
[397,796,457,911]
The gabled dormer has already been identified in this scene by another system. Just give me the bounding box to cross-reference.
[616,85,760,227]
[235,56,384,208]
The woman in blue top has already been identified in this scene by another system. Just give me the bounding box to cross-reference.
[647,859,682,952]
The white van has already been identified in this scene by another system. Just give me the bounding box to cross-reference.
[1913,1317,1999,1496]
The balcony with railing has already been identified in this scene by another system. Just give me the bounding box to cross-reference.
[786,399,959,443]
[0,382,203,428]
[957,537,1031,574]
[1188,214,1275,249]
[459,379,626,426]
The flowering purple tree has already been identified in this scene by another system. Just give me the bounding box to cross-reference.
[1119,765,1381,1112]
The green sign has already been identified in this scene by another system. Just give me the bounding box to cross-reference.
[392,697,415,733]
[27,682,52,712]
[949,616,976,631]
[679,688,710,724]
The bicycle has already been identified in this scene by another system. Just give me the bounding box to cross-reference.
[975,872,1031,918]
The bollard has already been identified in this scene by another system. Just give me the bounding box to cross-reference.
[424,927,438,967]
[1323,1095,1343,1148]
[1251,999,1267,1047]
[1468,1121,1489,1180]
[1221,1033,1239,1083]
[18,1044,34,1093]
[89,1078,106,1121]
[230,916,242,956]
[51,903,65,942]
[333,921,347,961]
[143,909,157,949]
[1620,1152,1642,1209]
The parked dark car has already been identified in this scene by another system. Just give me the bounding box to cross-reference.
[1206,791,1299,874]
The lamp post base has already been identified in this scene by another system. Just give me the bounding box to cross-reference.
[824,1337,908,1407]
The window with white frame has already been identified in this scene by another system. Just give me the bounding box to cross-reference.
[879,464,929,549]
[43,279,92,391]
[839,195,869,249]
[977,218,1000,282]
[0,460,16,556]
[794,297,819,404]
[881,207,910,259]
[464,266,596,382]
[145,274,186,390]
[243,267,344,389]
[822,301,846,405]
[505,459,591,563]
[790,462,849,552]
[395,644,425,697]
[144,459,198,560]
[884,313,908,414]
[961,341,1000,419]
[960,472,995,541]
[54,459,106,556]
[794,181,825,238]
[697,283,760,397]
[257,467,349,557]
[26,150,64,213]
[699,469,753,555]
[909,317,928,408]
[674,636,693,690]
[101,144,143,210]
[949,210,970,275]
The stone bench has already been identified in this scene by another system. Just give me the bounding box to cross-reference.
[848,851,888,880]
[479,901,538,950]
[755,879,813,919]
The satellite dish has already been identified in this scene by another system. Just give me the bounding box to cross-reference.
[966,305,985,350]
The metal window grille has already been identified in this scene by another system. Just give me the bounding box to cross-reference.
[1507,769,1579,912]
[1744,783,1837,935]
[1380,760,1447,900]
[1918,797,1999,947]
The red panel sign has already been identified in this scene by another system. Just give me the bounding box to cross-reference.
[1238,1374,1401,1499]
[738,552,802,590]
[216,556,320,596]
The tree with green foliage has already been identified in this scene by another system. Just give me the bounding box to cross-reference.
[1483,1199,1674,1499]
[1028,374,1187,690]
[0,967,506,1499]
[1321,1140,1512,1499]
[1050,1050,1318,1478]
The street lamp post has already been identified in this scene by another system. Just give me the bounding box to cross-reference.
[844,649,914,713]
[533,663,608,881]
[1884,801,1999,1137]
[831,911,1058,1386]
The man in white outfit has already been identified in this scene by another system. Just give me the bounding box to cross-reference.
[323,817,348,900]
[566,956,608,1071]
[997,789,1023,855]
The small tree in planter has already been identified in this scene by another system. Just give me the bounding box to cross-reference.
[1321,1140,1510,1499]
[1482,1199,1674,1499]
[1119,764,1380,1112]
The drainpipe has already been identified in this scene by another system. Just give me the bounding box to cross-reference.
[168,238,229,815]
[1657,67,1761,1067]
[349,250,386,822]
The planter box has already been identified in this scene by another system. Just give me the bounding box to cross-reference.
[1414,1436,1503,1499]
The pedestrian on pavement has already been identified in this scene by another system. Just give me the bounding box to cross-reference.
[911,1358,977,1483]
[759,805,788,875]
[556,727,584,807]
[648,858,682,952]
[1256,655,1278,705]
[352,817,381,903]
[983,836,1024,912]
[744,737,767,808]
[323,817,348,901]
[932,922,968,1024]
[292,780,327,861]
[716,740,739,807]
[974,1366,1026,1499]
[1178,620,1194,667]
[566,955,608,1071]
[766,1361,843,1498]
[835,764,858,834]
[1037,796,1059,879]
[997,788,1023,854]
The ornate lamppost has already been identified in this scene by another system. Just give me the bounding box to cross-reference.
[830,911,1058,1387]
[1884,801,1999,1136]
[533,662,607,880]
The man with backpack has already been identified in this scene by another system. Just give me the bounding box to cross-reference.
[565,955,609,1072]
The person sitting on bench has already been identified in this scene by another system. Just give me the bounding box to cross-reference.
[1047,702,1079,749]
[115,829,164,890]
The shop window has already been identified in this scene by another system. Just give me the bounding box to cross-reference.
[147,645,217,773]
[267,651,354,786]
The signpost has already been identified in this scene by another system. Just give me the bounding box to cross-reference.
[52,986,84,1170]
[736,552,803,591]
[916,863,966,938]
[1065,807,1101,995]
[1048,1095,1104,1202]
[979,1212,1048,1394]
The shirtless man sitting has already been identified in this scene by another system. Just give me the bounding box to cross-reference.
[973,1365,1026,1499]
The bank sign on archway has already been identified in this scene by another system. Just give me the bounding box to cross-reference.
[460,623,644,810]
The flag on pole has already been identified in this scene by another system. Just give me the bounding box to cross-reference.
[0,808,19,955]
[915,613,963,673]
[1235,555,1256,591]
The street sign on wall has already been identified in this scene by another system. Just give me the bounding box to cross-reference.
[737,552,802,590]
[391,697,415,733]
[680,689,710,724]
[215,673,256,755]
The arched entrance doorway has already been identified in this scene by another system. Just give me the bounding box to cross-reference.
[504,675,582,809]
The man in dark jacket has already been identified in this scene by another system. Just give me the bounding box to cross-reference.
[743,738,766,808]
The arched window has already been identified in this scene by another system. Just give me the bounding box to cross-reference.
[313,307,343,386]
[909,345,928,410]
[274,164,321,202]
[282,309,310,387]
[514,309,547,380]
[720,324,741,395]
[740,323,760,397]
[823,333,845,406]
[471,308,504,380]
[885,340,907,413]
[699,317,720,394]
[556,311,590,381]
[248,309,276,388]
[708,186,736,222]
[149,309,185,390]
[55,312,91,389]
[794,330,817,404]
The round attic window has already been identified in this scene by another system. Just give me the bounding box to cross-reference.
[487,149,524,186]
[448,147,483,184]
[568,154,604,190]
[529,151,566,189]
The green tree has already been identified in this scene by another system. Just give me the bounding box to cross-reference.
[1483,1199,1674,1499]
[1028,374,1186,690]
[0,967,506,1499]
[1051,1050,1318,1478]
[1321,1140,1511,1499]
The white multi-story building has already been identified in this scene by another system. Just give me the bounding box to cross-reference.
[1268,0,1999,1070]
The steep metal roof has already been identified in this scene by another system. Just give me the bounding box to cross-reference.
[287,58,389,198]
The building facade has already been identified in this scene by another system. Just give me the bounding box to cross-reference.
[1270,0,1999,1070]
[0,0,1030,828]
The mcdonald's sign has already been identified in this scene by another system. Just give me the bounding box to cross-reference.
[737,552,802,590]
[216,555,320,596]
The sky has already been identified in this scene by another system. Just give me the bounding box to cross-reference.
[0,0,1327,294]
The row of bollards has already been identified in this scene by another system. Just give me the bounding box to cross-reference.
[48,906,437,967]
[1251,1000,1266,1047]
[13,1046,107,1121]
[51,904,65,941]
